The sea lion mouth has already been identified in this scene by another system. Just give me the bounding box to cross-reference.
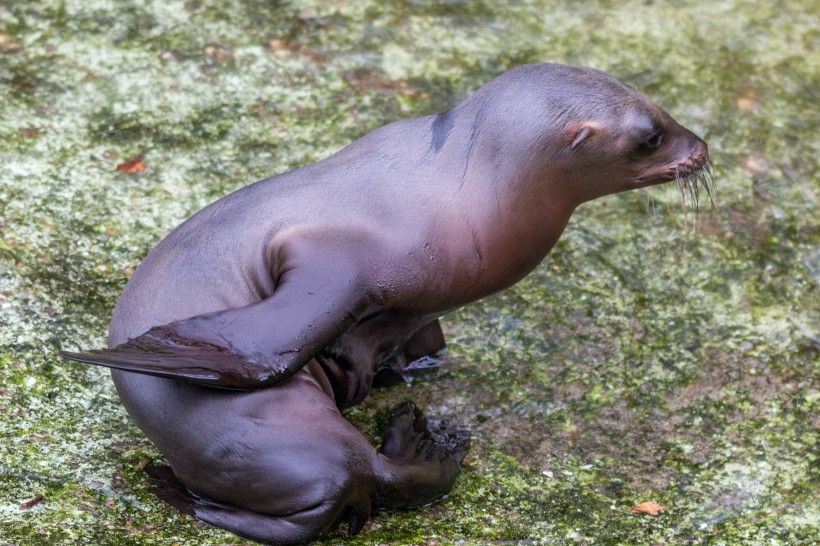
[634,155,716,218]
[633,153,710,186]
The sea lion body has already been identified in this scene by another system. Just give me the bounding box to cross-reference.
[64,63,709,544]
[109,115,496,405]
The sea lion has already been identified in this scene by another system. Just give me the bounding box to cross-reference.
[62,63,711,544]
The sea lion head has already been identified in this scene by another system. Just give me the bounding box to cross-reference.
[551,71,710,201]
[463,63,710,207]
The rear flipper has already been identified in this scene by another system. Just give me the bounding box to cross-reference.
[375,401,471,509]
[372,320,448,388]
[142,402,469,543]
[144,465,364,544]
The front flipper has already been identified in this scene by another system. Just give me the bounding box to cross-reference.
[62,232,372,390]
[61,325,268,389]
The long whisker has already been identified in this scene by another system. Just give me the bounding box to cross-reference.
[674,158,717,228]
[688,173,698,225]
[701,160,718,223]
[675,166,688,226]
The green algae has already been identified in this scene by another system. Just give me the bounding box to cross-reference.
[1,0,818,544]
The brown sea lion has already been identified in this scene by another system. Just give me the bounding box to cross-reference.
[62,63,711,544]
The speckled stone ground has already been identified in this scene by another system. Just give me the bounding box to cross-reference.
[1,1,818,544]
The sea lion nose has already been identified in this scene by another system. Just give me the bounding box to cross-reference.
[696,138,708,160]
[689,135,709,166]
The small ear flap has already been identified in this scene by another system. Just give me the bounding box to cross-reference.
[570,125,595,150]
[564,122,600,150]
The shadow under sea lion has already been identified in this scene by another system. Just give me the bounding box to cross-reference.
[62,63,711,544]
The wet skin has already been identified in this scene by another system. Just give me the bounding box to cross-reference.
[63,63,708,544]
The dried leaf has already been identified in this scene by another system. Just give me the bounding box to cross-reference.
[19,127,41,139]
[20,494,44,509]
[116,155,146,173]
[739,153,769,174]
[203,44,234,63]
[631,501,665,516]
[735,89,761,111]
[0,31,22,52]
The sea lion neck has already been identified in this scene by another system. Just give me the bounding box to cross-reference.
[420,99,577,287]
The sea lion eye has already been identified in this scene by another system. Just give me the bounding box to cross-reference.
[645,132,664,150]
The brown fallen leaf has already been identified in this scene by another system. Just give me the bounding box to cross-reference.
[116,155,146,173]
[735,89,762,111]
[19,127,41,139]
[20,494,44,509]
[631,501,665,516]
[739,153,770,174]
[203,43,234,63]
[0,31,22,52]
